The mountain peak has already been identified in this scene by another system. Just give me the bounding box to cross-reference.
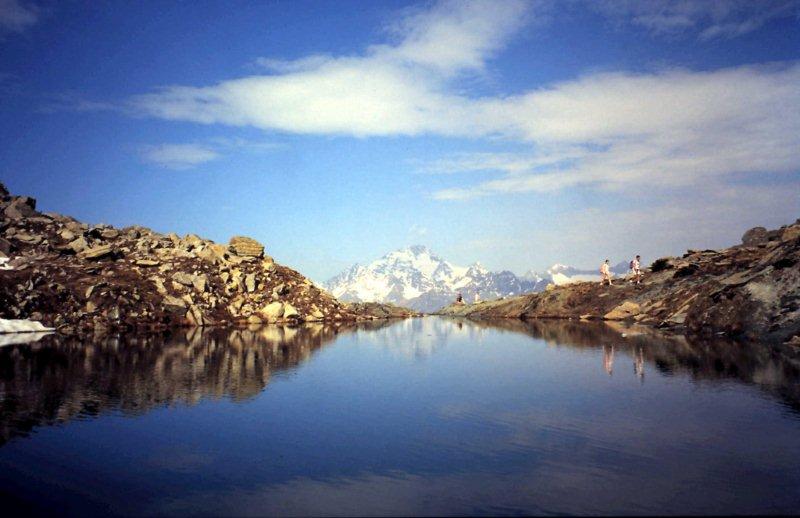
[407,244,429,255]
[325,248,537,312]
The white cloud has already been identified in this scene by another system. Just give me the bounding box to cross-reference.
[129,0,530,137]
[141,144,220,170]
[592,0,800,40]
[124,0,799,204]
[0,0,37,33]
[431,63,800,199]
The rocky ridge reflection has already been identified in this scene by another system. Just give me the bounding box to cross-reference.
[454,317,800,411]
[0,322,385,445]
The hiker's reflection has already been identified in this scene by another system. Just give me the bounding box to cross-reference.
[603,344,614,376]
[634,346,645,383]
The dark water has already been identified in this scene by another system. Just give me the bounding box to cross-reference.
[1,318,800,516]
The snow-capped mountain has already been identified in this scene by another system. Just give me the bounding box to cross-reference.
[523,262,630,286]
[324,246,537,313]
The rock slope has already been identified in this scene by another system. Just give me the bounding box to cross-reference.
[437,220,800,344]
[0,183,403,336]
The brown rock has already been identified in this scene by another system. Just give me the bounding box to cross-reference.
[69,237,89,254]
[0,237,14,254]
[229,236,264,258]
[781,225,800,243]
[742,227,768,246]
[78,244,115,260]
[603,301,641,320]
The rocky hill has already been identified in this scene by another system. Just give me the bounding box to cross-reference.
[325,245,537,312]
[0,183,406,336]
[437,220,800,345]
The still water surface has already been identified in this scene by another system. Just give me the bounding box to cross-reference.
[1,317,799,515]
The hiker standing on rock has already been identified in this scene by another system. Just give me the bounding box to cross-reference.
[630,255,642,285]
[600,259,613,286]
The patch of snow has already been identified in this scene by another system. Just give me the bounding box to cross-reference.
[0,257,12,270]
[0,318,55,334]
[0,332,52,347]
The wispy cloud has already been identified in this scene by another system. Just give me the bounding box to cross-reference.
[123,0,798,205]
[141,144,220,170]
[140,137,282,170]
[128,0,531,137]
[431,63,800,199]
[592,0,800,40]
[0,0,38,34]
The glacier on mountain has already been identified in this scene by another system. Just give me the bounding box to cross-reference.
[324,246,633,313]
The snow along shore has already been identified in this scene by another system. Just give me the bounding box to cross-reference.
[0,318,55,334]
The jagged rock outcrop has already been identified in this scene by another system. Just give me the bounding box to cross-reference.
[437,220,800,344]
[0,183,404,336]
[345,301,421,319]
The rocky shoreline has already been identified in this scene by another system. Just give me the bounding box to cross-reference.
[0,183,413,337]
[437,220,800,345]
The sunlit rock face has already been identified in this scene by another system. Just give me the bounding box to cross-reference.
[437,219,800,344]
[0,182,392,335]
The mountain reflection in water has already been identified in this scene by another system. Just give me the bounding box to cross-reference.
[1,317,800,516]
[0,323,369,445]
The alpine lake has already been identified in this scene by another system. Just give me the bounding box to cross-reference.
[1,317,799,516]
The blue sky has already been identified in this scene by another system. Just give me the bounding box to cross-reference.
[1,0,799,281]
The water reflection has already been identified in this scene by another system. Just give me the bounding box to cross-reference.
[2,318,800,448]
[456,317,800,411]
[0,323,373,445]
[1,317,800,515]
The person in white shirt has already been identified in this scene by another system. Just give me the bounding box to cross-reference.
[600,259,613,286]
[630,255,642,285]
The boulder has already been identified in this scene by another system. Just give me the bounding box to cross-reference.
[78,244,114,260]
[229,236,264,258]
[192,274,208,293]
[283,302,299,320]
[172,272,196,287]
[604,301,641,320]
[781,225,800,243]
[3,197,37,220]
[0,237,14,255]
[245,273,257,293]
[261,301,284,321]
[135,259,160,267]
[197,243,229,265]
[68,237,89,254]
[742,227,769,246]
[247,315,263,325]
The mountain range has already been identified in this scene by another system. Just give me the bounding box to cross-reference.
[324,246,630,313]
